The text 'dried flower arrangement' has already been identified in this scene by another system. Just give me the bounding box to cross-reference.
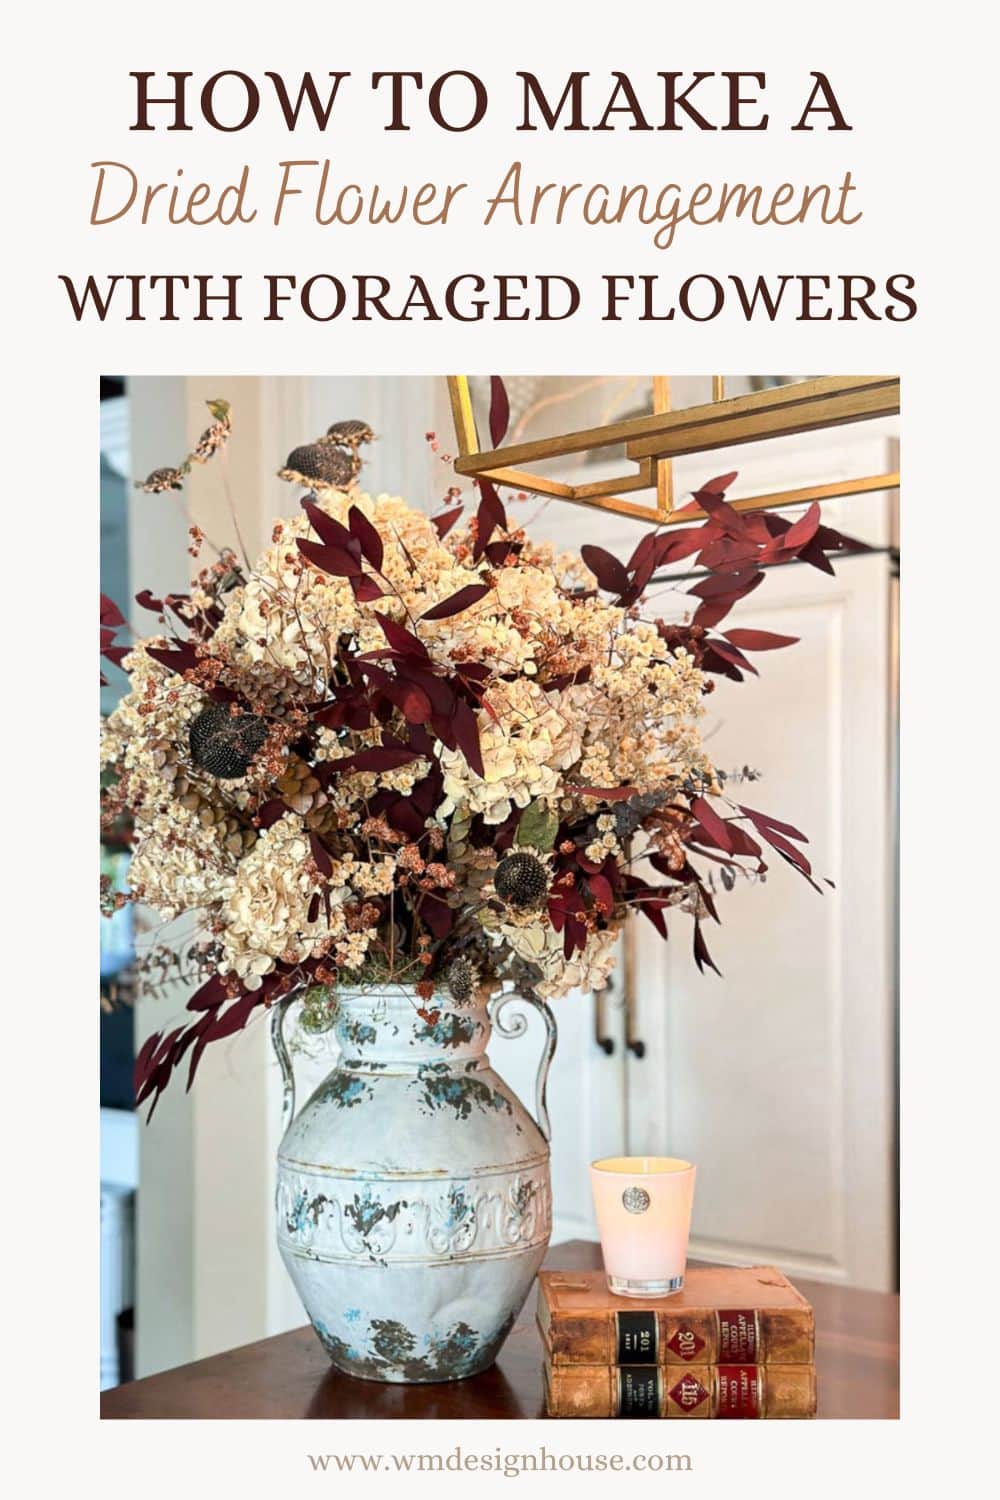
[100,404,860,1115]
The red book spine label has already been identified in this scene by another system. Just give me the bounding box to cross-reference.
[715,1365,763,1419]
[717,1309,760,1362]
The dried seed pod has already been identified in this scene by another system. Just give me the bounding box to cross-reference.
[138,467,185,493]
[446,956,477,1006]
[494,851,549,910]
[189,704,267,780]
[322,419,375,449]
[278,442,357,490]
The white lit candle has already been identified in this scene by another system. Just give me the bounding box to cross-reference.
[590,1156,697,1297]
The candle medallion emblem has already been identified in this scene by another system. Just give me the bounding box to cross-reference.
[622,1185,651,1214]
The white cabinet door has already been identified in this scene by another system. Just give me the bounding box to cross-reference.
[630,551,897,1291]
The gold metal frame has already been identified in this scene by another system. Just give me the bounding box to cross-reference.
[447,375,900,526]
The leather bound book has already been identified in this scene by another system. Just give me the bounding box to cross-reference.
[537,1267,814,1366]
[543,1360,817,1419]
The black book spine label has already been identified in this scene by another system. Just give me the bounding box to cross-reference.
[617,1366,662,1418]
[615,1309,658,1365]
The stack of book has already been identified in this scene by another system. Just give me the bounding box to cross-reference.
[537,1266,816,1418]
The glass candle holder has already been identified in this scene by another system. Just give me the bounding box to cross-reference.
[590,1156,697,1297]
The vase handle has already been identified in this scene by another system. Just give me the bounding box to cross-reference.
[270,994,298,1132]
[489,991,558,1144]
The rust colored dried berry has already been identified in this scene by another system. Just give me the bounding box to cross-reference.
[189,704,267,780]
[279,443,356,489]
[494,851,549,909]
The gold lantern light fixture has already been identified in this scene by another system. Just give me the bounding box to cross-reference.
[447,375,900,526]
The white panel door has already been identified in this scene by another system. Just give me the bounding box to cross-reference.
[629,551,897,1291]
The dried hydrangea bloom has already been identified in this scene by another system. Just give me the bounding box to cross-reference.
[437,677,581,825]
[220,814,343,988]
[499,921,619,1000]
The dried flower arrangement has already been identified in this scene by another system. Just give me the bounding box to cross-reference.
[100,394,860,1115]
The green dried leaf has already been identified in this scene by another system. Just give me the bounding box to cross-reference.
[517,799,559,852]
[206,398,231,423]
[447,803,472,859]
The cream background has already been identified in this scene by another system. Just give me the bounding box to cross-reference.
[3,0,995,1494]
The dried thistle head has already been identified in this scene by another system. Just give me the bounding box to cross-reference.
[494,850,550,911]
[138,466,185,493]
[322,418,375,450]
[278,442,357,490]
[189,703,267,780]
[446,955,477,1007]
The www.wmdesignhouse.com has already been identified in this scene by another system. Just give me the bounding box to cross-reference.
[307,1446,693,1477]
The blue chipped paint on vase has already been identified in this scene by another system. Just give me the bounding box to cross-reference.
[272,985,556,1384]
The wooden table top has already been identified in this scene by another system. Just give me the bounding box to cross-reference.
[101,1240,898,1420]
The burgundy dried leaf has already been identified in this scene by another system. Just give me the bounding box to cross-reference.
[488,375,510,448]
[146,643,199,675]
[545,666,592,691]
[691,572,765,629]
[698,537,761,572]
[723,629,800,651]
[451,696,484,777]
[588,873,614,914]
[795,535,837,575]
[303,500,359,556]
[690,796,737,854]
[384,678,433,724]
[374,612,430,659]
[348,505,384,572]
[655,528,709,568]
[691,488,753,542]
[703,639,758,676]
[473,480,507,559]
[101,644,130,666]
[256,799,289,829]
[432,506,464,539]
[343,746,422,773]
[581,544,631,597]
[738,803,809,843]
[689,567,762,602]
[185,972,231,1013]
[134,1028,166,1088]
[351,574,385,602]
[297,537,362,578]
[627,877,670,938]
[135,589,164,613]
[420,889,456,940]
[693,920,722,976]
[698,471,739,498]
[207,994,262,1041]
[100,594,127,628]
[421,584,491,622]
[134,1024,185,1094]
[407,668,456,716]
[777,501,821,555]
[760,829,815,877]
[309,832,333,877]
[628,531,659,575]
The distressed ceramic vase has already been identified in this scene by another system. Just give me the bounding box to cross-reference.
[272,985,556,1383]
